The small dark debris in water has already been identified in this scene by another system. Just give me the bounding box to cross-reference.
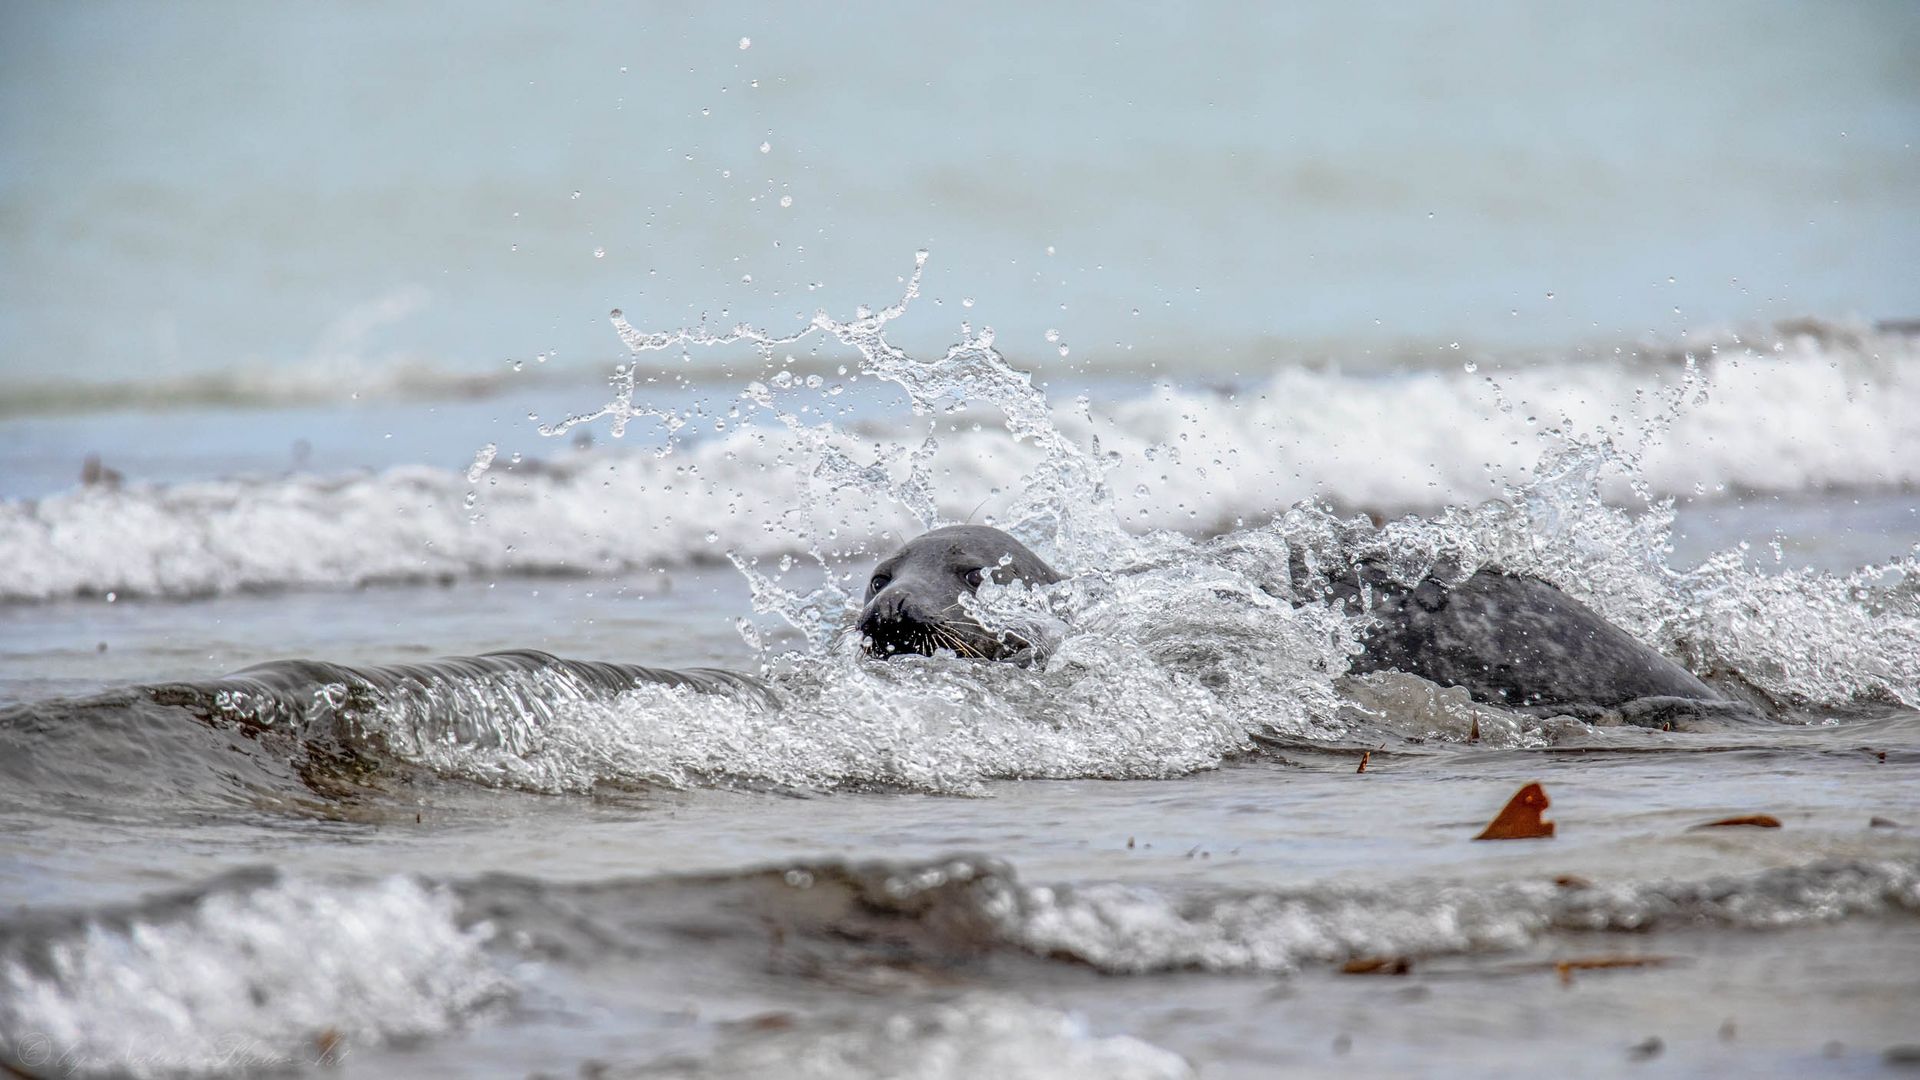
[1871,816,1902,828]
[1693,814,1782,829]
[1332,1033,1352,1055]
[81,453,123,488]
[1661,722,1672,732]
[1468,715,1480,744]
[1553,875,1592,889]
[1474,782,1554,840]
[1876,750,1887,763]
[1628,1036,1664,1061]
[739,1012,797,1032]
[96,641,108,653]
[1884,1045,1920,1067]
[1356,750,1370,773]
[1342,956,1412,975]
[415,812,421,824]
[1556,955,1671,986]
[1126,836,1135,848]
[1719,1019,1737,1041]
[313,1027,343,1064]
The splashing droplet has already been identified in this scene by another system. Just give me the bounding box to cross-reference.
[738,36,752,50]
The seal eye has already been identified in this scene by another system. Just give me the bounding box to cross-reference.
[963,568,986,589]
[869,574,890,595]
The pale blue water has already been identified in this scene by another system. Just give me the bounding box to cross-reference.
[3,1,1917,395]
[3,5,1919,1078]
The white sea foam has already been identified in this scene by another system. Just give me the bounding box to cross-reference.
[837,855,1920,976]
[0,874,508,1077]
[626,994,1193,1080]
[2,316,1913,604]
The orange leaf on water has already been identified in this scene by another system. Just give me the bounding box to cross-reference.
[1474,782,1555,840]
[1693,814,1781,829]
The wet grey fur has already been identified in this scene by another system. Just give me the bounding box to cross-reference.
[1316,560,1760,727]
[855,525,1064,660]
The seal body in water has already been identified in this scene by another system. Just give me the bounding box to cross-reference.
[856,526,1752,725]
[1314,560,1758,725]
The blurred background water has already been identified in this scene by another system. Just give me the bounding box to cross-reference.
[3,0,1915,403]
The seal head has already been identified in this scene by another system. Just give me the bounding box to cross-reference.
[856,525,1063,660]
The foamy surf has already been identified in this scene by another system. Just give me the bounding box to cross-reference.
[0,872,507,1078]
[4,852,1915,1076]
[0,315,1913,604]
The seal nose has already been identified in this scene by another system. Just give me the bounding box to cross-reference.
[858,588,936,657]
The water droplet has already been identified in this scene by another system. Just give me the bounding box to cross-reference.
[705,530,719,543]
[779,195,793,208]
[1545,292,1555,300]
[1044,328,1061,343]
[1463,360,1478,372]
[741,274,752,283]
[571,190,581,200]
[759,141,771,153]
[961,297,974,308]
[738,36,752,49]
[593,247,606,258]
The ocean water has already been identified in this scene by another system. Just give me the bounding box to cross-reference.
[4,273,1919,1077]
[5,3,1920,1078]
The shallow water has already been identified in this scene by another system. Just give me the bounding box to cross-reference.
[4,280,1919,1077]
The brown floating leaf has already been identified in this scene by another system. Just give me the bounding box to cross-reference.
[1474,782,1554,840]
[1356,751,1370,774]
[313,1028,344,1063]
[1342,956,1412,975]
[1693,814,1782,830]
[1553,874,1593,889]
[740,1012,797,1031]
[1870,816,1902,828]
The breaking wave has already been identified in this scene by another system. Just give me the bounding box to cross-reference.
[4,264,1917,807]
[0,313,1914,604]
[6,852,1914,1075]
[0,871,506,1077]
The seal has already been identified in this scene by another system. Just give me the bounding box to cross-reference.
[857,526,1753,725]
[855,525,1064,660]
[1315,559,1758,724]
